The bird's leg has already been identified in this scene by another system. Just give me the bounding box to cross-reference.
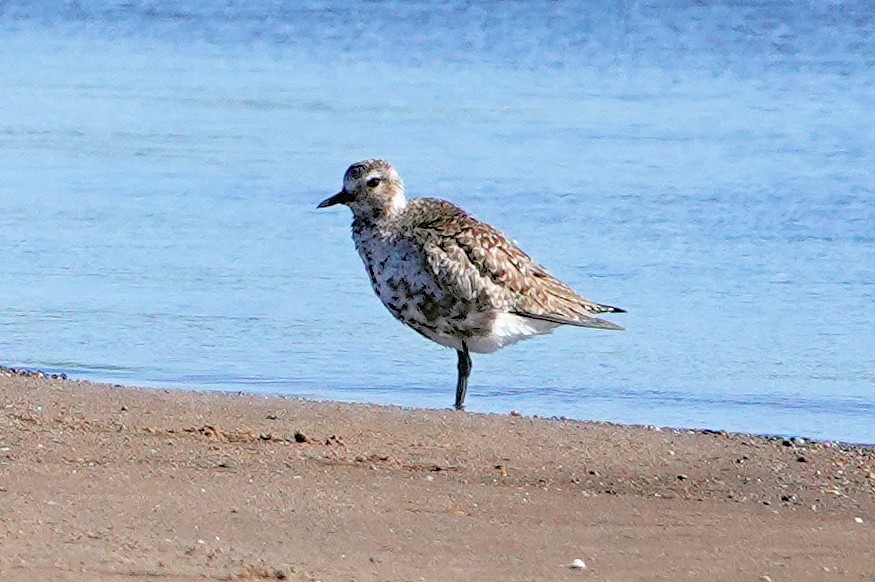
[454,343,472,410]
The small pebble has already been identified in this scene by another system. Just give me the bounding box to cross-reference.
[568,558,587,570]
[325,434,345,446]
[854,517,864,524]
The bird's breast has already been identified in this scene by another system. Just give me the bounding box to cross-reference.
[352,231,492,345]
[354,232,439,310]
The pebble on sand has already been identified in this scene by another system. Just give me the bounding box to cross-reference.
[568,558,587,570]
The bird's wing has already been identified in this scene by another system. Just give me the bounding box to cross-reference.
[404,199,625,330]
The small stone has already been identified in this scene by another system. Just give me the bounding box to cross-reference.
[201,425,222,439]
[854,517,864,524]
[796,456,807,462]
[294,431,308,443]
[759,576,773,582]
[677,474,688,481]
[568,558,587,570]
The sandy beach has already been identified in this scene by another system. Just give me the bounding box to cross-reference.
[0,367,872,581]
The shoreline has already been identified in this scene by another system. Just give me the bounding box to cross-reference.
[3,364,871,449]
[1,367,873,580]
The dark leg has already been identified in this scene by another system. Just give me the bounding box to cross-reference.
[454,343,472,410]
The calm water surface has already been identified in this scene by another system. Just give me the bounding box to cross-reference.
[1,1,873,442]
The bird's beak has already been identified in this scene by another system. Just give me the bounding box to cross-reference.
[317,190,353,209]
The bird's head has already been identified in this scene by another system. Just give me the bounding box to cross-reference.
[318,159,406,221]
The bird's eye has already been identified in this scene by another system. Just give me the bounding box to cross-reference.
[366,177,381,188]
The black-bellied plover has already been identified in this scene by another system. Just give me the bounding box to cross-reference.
[318,159,625,410]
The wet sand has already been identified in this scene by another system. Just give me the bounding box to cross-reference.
[1,368,872,581]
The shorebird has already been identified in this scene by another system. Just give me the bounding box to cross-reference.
[318,159,625,410]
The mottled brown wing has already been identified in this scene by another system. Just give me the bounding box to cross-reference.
[405,199,625,330]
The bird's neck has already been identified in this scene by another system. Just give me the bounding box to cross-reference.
[353,193,408,228]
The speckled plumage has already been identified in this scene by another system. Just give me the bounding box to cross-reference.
[318,159,625,409]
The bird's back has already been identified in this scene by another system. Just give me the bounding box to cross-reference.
[398,198,625,331]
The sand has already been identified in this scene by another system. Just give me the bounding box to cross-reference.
[0,367,872,581]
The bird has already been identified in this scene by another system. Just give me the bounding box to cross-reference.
[317,159,625,410]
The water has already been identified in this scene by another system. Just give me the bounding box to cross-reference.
[1,1,873,443]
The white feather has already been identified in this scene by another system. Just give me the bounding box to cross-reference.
[467,312,559,354]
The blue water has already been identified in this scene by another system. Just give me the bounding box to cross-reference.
[1,1,873,443]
